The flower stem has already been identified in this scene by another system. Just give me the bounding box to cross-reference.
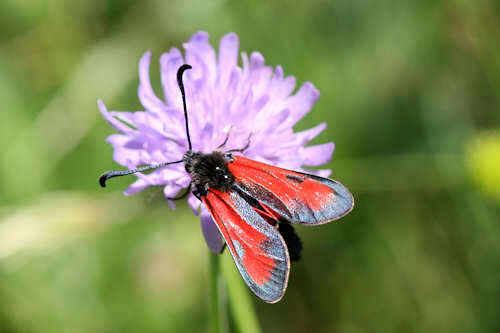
[209,252,223,333]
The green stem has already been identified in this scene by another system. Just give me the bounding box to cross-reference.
[209,252,222,333]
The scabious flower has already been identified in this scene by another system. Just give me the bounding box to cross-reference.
[99,31,334,253]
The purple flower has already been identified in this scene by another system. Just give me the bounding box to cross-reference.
[99,31,334,253]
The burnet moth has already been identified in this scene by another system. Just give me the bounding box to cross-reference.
[99,64,354,303]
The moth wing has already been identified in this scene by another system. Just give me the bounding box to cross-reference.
[201,188,290,303]
[228,155,354,225]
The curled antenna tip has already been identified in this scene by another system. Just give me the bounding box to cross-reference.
[99,170,127,188]
[99,172,111,187]
[177,64,192,81]
[179,64,192,72]
[177,64,192,85]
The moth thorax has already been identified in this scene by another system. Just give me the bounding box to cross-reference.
[184,151,235,194]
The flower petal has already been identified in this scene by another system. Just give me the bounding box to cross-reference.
[124,178,149,196]
[199,123,214,149]
[138,52,167,113]
[218,32,239,88]
[98,100,135,133]
[248,52,273,97]
[284,81,320,127]
[106,135,143,167]
[200,208,225,254]
[260,109,290,133]
[250,51,265,71]
[106,134,129,147]
[271,69,297,102]
[164,183,182,198]
[302,168,332,178]
[294,122,327,145]
[160,47,184,107]
[184,31,217,87]
[188,194,201,215]
[302,142,335,166]
[316,169,332,178]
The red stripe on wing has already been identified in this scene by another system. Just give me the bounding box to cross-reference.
[227,155,354,225]
[202,189,289,303]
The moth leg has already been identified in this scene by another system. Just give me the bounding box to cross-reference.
[217,126,233,150]
[192,188,203,201]
[225,133,252,153]
[166,183,192,200]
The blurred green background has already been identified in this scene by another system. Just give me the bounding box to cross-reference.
[1,0,500,332]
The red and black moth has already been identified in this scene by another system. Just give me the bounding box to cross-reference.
[99,64,354,303]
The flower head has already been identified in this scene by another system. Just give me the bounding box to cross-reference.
[99,31,334,253]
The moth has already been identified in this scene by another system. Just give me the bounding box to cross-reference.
[99,64,354,303]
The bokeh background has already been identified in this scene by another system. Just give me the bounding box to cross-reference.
[1,0,500,332]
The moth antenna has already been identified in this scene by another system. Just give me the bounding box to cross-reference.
[99,159,184,187]
[177,64,193,150]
